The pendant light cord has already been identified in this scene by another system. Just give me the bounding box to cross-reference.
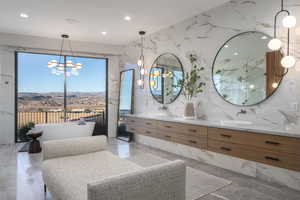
[273,0,290,56]
[141,34,144,58]
[59,38,65,65]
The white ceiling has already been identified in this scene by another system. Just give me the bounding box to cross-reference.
[0,0,229,45]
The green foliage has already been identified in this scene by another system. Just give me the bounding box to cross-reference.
[179,54,206,100]
[215,69,222,74]
[18,122,35,142]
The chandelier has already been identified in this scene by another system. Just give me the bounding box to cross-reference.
[268,0,297,70]
[47,34,83,76]
[137,31,146,88]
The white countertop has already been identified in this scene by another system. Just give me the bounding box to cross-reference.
[125,114,300,138]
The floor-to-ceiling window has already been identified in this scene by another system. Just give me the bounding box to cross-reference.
[16,52,107,142]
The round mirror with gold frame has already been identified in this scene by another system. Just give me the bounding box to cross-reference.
[149,53,184,104]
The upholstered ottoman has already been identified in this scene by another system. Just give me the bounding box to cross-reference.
[42,136,186,200]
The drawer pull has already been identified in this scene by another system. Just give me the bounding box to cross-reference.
[265,141,280,145]
[130,120,135,123]
[146,122,152,125]
[165,135,171,138]
[265,156,280,162]
[188,129,197,133]
[130,128,135,131]
[188,140,197,144]
[165,126,172,128]
[146,131,151,134]
[220,147,231,151]
[220,134,232,138]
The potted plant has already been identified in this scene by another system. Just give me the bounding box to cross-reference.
[18,122,35,142]
[179,54,206,119]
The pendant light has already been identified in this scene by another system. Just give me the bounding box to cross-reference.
[137,31,146,88]
[47,34,83,76]
[268,0,297,70]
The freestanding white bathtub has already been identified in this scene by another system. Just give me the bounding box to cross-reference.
[33,122,95,142]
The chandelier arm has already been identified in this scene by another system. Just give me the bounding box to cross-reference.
[68,38,75,58]
[58,38,65,67]
[67,38,77,68]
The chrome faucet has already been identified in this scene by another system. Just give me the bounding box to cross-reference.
[236,109,246,116]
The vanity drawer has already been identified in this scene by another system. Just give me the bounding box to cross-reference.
[127,125,139,133]
[127,125,156,137]
[157,121,207,138]
[123,117,140,126]
[156,128,207,149]
[208,128,300,155]
[136,127,157,137]
[176,136,206,149]
[208,140,300,171]
[137,118,157,129]
[125,117,157,129]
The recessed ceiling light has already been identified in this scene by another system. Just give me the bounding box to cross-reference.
[20,13,29,18]
[224,45,229,48]
[124,16,131,21]
[65,18,79,24]
[101,31,107,35]
[234,52,239,56]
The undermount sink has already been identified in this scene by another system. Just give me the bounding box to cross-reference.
[220,120,253,126]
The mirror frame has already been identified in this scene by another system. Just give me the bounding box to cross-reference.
[118,69,135,115]
[149,53,184,104]
[117,69,135,142]
[211,31,283,107]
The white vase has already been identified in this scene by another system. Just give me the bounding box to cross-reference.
[184,102,195,119]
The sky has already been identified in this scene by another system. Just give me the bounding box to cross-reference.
[119,70,133,111]
[18,52,107,93]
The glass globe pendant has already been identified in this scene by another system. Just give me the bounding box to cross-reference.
[282,15,297,28]
[137,79,144,86]
[281,55,296,68]
[269,0,297,74]
[268,38,282,51]
[137,59,143,67]
[137,31,146,89]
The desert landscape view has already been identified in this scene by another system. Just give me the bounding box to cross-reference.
[17,92,106,128]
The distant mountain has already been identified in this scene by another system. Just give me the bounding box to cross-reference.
[19,92,106,97]
[18,91,106,112]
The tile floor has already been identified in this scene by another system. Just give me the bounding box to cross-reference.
[0,139,300,200]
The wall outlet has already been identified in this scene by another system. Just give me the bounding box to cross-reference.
[291,102,299,112]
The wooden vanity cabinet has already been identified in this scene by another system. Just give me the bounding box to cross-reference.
[208,127,300,155]
[123,116,300,172]
[208,128,300,171]
[124,117,207,149]
[156,121,207,149]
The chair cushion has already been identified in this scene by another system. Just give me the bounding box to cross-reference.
[42,151,143,200]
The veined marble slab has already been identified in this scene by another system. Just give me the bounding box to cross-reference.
[125,114,300,138]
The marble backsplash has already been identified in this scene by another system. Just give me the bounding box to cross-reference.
[120,0,300,136]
